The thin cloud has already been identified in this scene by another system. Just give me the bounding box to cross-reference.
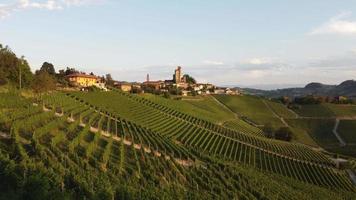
[202,60,225,65]
[352,49,356,55]
[309,11,356,35]
[0,0,101,19]
[244,57,272,65]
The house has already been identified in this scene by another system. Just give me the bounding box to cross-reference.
[143,80,164,90]
[114,81,132,92]
[67,73,100,87]
[119,83,132,92]
[225,88,240,95]
[182,90,190,96]
[214,88,226,94]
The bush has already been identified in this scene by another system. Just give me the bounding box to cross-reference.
[262,123,275,138]
[163,92,171,99]
[274,127,293,141]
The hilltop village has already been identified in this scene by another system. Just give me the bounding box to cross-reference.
[66,66,240,96]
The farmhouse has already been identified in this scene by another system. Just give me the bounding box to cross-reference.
[115,82,132,92]
[67,73,101,87]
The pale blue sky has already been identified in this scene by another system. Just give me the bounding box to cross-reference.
[1,0,356,88]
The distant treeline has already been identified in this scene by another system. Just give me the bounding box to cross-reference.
[276,95,355,106]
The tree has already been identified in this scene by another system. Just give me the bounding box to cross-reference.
[262,123,275,138]
[0,44,33,88]
[105,74,115,87]
[183,74,196,84]
[64,67,78,75]
[275,127,293,141]
[39,62,55,76]
[31,71,56,97]
[163,92,171,99]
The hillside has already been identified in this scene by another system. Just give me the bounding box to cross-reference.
[214,94,356,157]
[0,89,355,199]
[243,80,356,98]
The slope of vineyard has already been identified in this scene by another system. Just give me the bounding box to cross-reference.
[140,94,236,124]
[291,104,356,118]
[52,92,356,189]
[213,95,284,127]
[1,91,355,199]
[286,119,338,148]
[338,120,356,144]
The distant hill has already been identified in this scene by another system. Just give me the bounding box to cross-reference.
[241,80,356,98]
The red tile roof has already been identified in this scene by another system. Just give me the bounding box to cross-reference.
[66,73,99,79]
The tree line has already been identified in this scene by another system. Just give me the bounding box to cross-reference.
[0,44,115,95]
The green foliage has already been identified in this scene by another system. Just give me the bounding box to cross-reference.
[105,74,114,87]
[31,71,56,95]
[0,91,355,199]
[39,62,56,76]
[0,45,33,88]
[274,127,293,141]
[183,74,196,84]
[262,123,275,138]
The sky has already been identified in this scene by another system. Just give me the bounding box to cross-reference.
[1,0,356,89]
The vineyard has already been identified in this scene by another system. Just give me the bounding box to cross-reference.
[0,90,355,199]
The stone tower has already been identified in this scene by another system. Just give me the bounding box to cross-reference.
[174,66,182,84]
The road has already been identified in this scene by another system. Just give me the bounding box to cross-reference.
[332,119,346,147]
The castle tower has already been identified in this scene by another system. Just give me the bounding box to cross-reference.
[174,66,182,84]
[146,74,150,82]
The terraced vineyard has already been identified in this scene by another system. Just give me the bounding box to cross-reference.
[0,91,355,199]
[213,94,285,127]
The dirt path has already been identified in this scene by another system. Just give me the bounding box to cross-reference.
[211,95,262,127]
[262,100,289,127]
[347,169,356,185]
[332,119,346,147]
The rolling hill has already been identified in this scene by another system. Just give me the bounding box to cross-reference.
[243,80,356,98]
[0,90,355,199]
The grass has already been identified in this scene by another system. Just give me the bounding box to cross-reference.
[326,104,356,117]
[265,100,296,118]
[292,103,356,118]
[139,94,236,124]
[223,119,264,137]
[338,120,356,144]
[213,95,284,127]
[286,119,337,148]
[292,104,335,118]
[286,118,356,157]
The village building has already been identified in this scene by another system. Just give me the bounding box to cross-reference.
[214,88,226,94]
[142,74,165,90]
[114,81,132,92]
[67,73,101,87]
[141,66,218,96]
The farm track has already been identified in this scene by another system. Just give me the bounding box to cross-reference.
[211,95,262,127]
[332,119,346,147]
[262,100,289,127]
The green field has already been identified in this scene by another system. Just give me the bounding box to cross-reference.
[213,95,284,127]
[265,100,297,118]
[140,94,236,124]
[286,118,356,157]
[286,119,338,147]
[292,104,356,118]
[0,91,355,199]
[338,120,356,144]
